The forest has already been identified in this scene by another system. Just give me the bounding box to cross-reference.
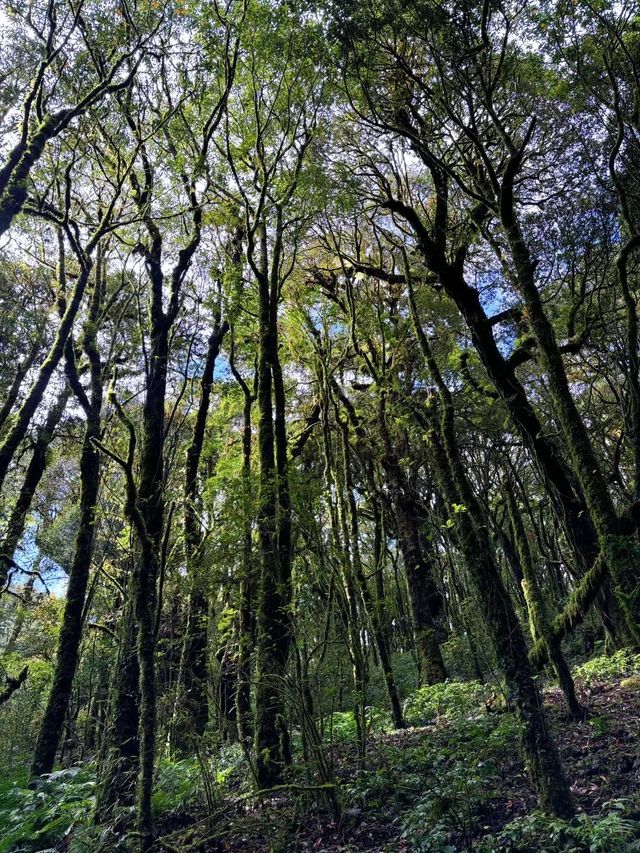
[0,0,640,850]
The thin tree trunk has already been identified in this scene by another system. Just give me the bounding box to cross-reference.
[0,341,40,433]
[31,252,105,777]
[0,385,69,591]
[178,318,228,741]
[336,415,404,729]
[230,344,257,744]
[503,479,585,721]
[0,241,92,494]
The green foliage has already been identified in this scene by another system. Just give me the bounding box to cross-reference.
[323,707,391,743]
[588,715,610,738]
[403,679,487,726]
[345,686,520,851]
[573,650,640,686]
[0,767,95,853]
[152,758,202,816]
[400,711,518,848]
[476,802,640,852]
[400,757,499,851]
[153,746,245,817]
[0,653,54,771]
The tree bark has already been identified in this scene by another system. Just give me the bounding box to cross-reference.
[178,318,228,742]
[0,385,69,591]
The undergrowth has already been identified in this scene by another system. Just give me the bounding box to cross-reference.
[476,802,640,852]
[573,649,640,685]
[0,767,95,853]
[1,672,639,852]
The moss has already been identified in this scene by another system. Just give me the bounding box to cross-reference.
[529,554,607,669]
[600,534,640,646]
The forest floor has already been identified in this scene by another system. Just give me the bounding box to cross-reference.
[3,662,640,852]
[154,671,640,852]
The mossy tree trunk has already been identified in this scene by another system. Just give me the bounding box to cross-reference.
[253,216,294,787]
[179,316,228,742]
[320,383,369,761]
[0,245,92,493]
[0,25,143,239]
[503,478,585,721]
[0,385,69,591]
[377,421,447,686]
[429,417,574,817]
[95,598,140,814]
[405,273,574,816]
[380,199,627,647]
[0,340,40,434]
[31,247,106,777]
[229,338,257,744]
[335,413,404,729]
[499,156,640,644]
[396,498,447,686]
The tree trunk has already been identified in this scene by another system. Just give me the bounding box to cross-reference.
[504,478,585,721]
[427,401,574,818]
[178,318,228,742]
[0,385,69,591]
[31,409,101,775]
[31,254,105,777]
[0,234,93,494]
[337,417,404,729]
[254,218,293,786]
[396,499,447,686]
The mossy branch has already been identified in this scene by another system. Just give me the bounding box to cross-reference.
[529,554,607,669]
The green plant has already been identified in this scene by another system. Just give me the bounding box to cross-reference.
[152,758,202,816]
[345,707,520,851]
[0,654,55,772]
[0,766,95,853]
[403,680,487,726]
[476,801,640,852]
[588,715,611,738]
[573,650,640,686]
[323,707,391,744]
[152,745,245,817]
[401,756,498,851]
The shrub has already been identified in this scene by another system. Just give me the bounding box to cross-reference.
[403,680,487,726]
[573,650,640,686]
[476,802,640,852]
[323,707,391,744]
[0,766,95,853]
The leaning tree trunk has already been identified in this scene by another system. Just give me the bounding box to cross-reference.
[31,266,105,776]
[503,478,585,721]
[502,196,640,643]
[0,232,95,494]
[407,293,574,817]
[427,397,574,819]
[30,417,101,776]
[402,228,625,643]
[0,385,69,591]
[0,340,40,434]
